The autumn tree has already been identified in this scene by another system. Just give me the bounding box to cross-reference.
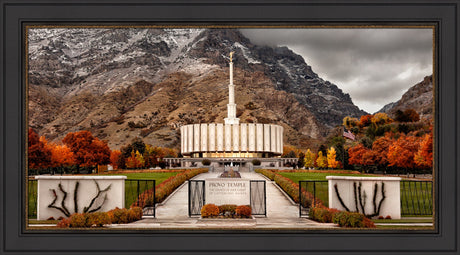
[371,112,392,127]
[110,150,122,170]
[62,131,111,169]
[343,116,359,130]
[126,150,145,169]
[50,144,75,173]
[414,132,433,169]
[358,114,373,128]
[348,144,369,166]
[28,128,52,171]
[395,109,420,123]
[304,149,315,169]
[371,134,394,167]
[327,147,340,169]
[387,134,420,175]
[316,151,327,169]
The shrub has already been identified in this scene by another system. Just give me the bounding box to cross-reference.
[309,207,340,223]
[252,159,261,166]
[201,204,220,218]
[57,217,71,228]
[363,217,377,228]
[47,217,55,221]
[108,207,129,224]
[219,204,237,217]
[89,212,111,227]
[69,213,92,228]
[202,159,211,166]
[332,211,369,228]
[378,215,384,219]
[128,207,143,222]
[385,215,392,219]
[235,205,252,218]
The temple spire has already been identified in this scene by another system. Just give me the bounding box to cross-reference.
[224,51,239,125]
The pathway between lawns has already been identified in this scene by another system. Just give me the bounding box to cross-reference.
[123,172,337,229]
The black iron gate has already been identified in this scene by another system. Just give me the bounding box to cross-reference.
[299,180,328,217]
[250,180,266,216]
[188,180,205,216]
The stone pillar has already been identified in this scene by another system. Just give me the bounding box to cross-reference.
[194,124,200,152]
[264,124,270,152]
[201,124,208,152]
[248,124,256,152]
[256,124,264,152]
[240,123,247,152]
[233,124,239,151]
[216,123,224,151]
[208,123,216,152]
[225,124,232,152]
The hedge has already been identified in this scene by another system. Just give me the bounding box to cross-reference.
[255,169,323,208]
[132,168,208,208]
[57,207,143,228]
[309,207,376,228]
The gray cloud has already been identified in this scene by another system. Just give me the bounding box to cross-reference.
[240,28,433,113]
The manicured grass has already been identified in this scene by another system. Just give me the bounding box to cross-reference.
[277,172,377,182]
[372,218,432,223]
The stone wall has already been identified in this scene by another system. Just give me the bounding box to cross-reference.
[35,176,126,220]
[327,176,401,219]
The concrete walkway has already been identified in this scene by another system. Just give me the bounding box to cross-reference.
[116,172,337,229]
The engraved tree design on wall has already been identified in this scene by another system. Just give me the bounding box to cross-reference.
[47,180,111,217]
[334,181,386,218]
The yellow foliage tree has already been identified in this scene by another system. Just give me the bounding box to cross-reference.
[316,151,327,168]
[371,112,392,127]
[343,116,359,130]
[304,149,315,169]
[327,147,340,169]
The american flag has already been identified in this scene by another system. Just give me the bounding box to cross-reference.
[343,130,355,140]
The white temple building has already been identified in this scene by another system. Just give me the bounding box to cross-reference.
[166,52,297,171]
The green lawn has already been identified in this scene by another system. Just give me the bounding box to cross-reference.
[28,171,183,218]
[277,172,376,182]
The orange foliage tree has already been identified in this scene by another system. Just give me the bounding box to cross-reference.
[414,132,433,168]
[50,144,75,169]
[387,134,420,171]
[371,134,394,166]
[62,131,111,168]
[28,128,52,170]
[348,144,369,166]
[110,150,122,170]
[358,114,373,128]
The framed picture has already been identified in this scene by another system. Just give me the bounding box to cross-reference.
[1,1,458,254]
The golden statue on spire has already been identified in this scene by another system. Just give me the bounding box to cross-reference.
[229,51,235,62]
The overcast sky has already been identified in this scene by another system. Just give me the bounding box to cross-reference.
[240,28,433,113]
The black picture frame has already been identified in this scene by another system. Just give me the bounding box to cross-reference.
[1,0,458,254]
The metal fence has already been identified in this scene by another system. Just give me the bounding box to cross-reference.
[27,179,156,218]
[299,180,433,217]
[125,180,156,217]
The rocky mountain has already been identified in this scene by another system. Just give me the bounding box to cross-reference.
[378,75,433,120]
[28,28,366,150]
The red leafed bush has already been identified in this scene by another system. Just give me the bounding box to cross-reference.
[69,213,92,228]
[362,217,377,228]
[309,207,340,223]
[108,207,130,224]
[235,205,252,218]
[201,204,220,218]
[128,207,143,222]
[57,217,71,228]
[89,212,111,227]
[385,215,392,219]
